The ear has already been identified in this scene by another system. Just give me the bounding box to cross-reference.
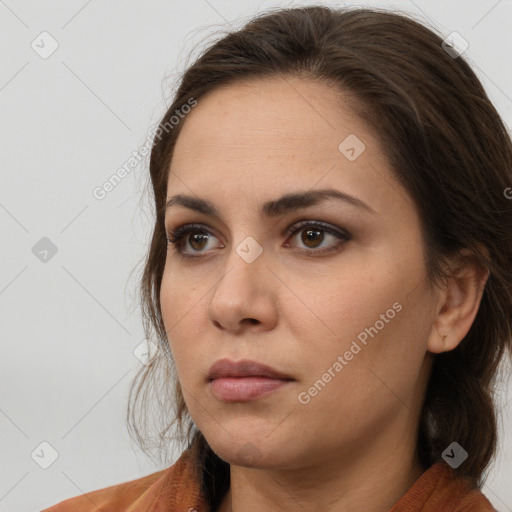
[427,248,490,354]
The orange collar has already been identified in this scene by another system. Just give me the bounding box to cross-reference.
[42,449,495,511]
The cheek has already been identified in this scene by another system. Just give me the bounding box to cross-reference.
[292,299,429,454]
[296,263,402,347]
[159,269,202,368]
[293,251,430,387]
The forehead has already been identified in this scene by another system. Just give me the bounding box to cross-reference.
[169,76,377,175]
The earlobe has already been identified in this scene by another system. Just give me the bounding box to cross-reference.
[441,333,448,351]
[426,252,489,355]
[428,330,451,354]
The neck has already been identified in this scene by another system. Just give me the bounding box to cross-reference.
[216,440,426,512]
[218,463,425,512]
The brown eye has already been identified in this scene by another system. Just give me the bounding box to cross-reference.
[188,232,210,251]
[300,227,325,249]
[166,224,221,257]
[286,221,351,254]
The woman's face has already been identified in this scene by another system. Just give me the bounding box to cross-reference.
[161,76,438,470]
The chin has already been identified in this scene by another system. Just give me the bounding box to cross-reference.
[205,429,298,469]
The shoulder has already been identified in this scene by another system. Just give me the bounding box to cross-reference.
[40,449,206,512]
[391,462,496,512]
[431,463,496,512]
[40,467,169,512]
[454,489,496,512]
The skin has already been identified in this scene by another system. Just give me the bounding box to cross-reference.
[160,76,489,512]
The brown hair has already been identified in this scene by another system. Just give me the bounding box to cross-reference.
[127,5,512,508]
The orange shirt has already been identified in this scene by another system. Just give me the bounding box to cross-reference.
[41,449,495,511]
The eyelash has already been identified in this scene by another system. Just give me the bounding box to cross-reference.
[165,221,351,260]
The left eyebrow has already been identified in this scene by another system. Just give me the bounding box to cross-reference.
[164,188,377,219]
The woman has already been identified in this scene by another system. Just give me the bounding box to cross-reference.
[43,5,512,511]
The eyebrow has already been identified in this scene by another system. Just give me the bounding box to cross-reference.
[165,188,376,219]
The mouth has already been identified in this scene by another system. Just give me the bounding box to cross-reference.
[207,358,294,402]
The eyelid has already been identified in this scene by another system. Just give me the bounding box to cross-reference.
[284,219,350,239]
[166,223,219,244]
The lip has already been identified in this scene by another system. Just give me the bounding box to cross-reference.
[207,359,294,403]
[208,358,293,380]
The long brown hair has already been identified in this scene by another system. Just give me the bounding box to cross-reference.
[127,5,512,508]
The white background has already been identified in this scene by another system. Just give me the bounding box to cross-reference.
[1,1,511,511]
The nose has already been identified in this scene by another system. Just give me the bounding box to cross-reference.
[207,245,278,333]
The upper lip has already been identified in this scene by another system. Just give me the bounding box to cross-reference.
[208,358,294,380]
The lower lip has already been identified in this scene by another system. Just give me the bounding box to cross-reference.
[210,377,292,402]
